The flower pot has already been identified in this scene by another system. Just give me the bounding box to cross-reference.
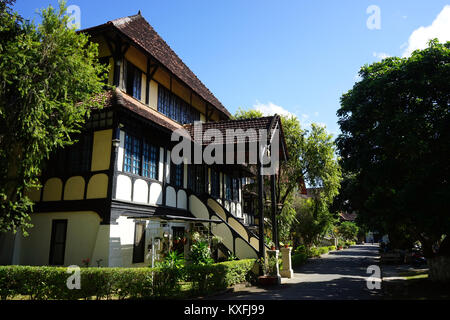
[258,276,279,286]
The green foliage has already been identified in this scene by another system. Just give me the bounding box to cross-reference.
[0,1,107,234]
[336,39,450,258]
[337,221,359,241]
[291,245,335,267]
[292,196,337,248]
[291,253,308,267]
[0,260,257,300]
[189,240,214,266]
[232,107,264,120]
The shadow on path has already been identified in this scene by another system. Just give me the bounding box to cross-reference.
[208,244,381,300]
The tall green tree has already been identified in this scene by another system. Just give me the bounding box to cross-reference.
[0,1,107,234]
[336,221,359,241]
[336,40,450,258]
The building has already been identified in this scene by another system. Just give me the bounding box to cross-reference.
[0,13,287,267]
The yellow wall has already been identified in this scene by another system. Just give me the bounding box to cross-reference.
[17,211,103,266]
[64,176,85,201]
[42,178,63,202]
[172,77,190,103]
[86,174,108,199]
[153,68,170,89]
[94,36,112,58]
[91,129,112,171]
[125,46,147,73]
[25,186,41,202]
[149,80,158,110]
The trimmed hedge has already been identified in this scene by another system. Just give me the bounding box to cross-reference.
[0,259,256,300]
[291,245,337,267]
[184,259,256,296]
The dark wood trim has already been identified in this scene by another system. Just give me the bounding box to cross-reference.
[257,162,265,261]
[34,199,110,224]
[162,147,167,206]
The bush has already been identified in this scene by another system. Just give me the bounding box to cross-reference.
[0,259,256,300]
[328,245,336,251]
[189,241,214,266]
[291,253,308,267]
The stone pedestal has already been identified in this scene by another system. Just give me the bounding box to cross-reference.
[266,249,281,284]
[280,247,294,278]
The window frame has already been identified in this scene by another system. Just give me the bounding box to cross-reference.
[125,60,142,100]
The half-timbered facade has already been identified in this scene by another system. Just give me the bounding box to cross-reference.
[0,13,287,267]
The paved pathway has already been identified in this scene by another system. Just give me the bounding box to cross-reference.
[210,244,381,300]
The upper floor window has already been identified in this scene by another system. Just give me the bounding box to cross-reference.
[45,133,92,176]
[126,61,142,100]
[143,142,159,179]
[188,164,205,195]
[170,162,183,188]
[157,84,200,124]
[124,133,141,175]
[225,175,232,201]
[232,177,240,202]
[124,133,159,179]
[211,169,220,199]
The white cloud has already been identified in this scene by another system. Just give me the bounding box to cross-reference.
[253,101,295,118]
[373,52,391,60]
[402,5,450,57]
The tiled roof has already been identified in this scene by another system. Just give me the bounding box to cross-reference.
[102,88,183,132]
[183,116,280,145]
[80,13,231,119]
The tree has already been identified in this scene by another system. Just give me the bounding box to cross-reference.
[234,109,342,246]
[336,221,359,241]
[336,40,450,258]
[0,1,107,234]
[292,195,336,248]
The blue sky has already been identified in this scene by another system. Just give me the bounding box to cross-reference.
[13,0,450,136]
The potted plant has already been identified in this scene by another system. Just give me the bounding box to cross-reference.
[258,256,280,286]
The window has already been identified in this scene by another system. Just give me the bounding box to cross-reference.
[211,169,220,198]
[225,175,232,200]
[132,222,146,263]
[233,177,240,201]
[171,162,183,187]
[188,165,205,194]
[126,61,142,100]
[46,133,92,176]
[142,142,159,179]
[124,133,159,180]
[67,134,92,173]
[49,220,67,265]
[157,84,200,124]
[124,133,141,175]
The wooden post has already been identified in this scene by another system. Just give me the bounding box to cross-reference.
[258,162,265,263]
[271,173,279,249]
